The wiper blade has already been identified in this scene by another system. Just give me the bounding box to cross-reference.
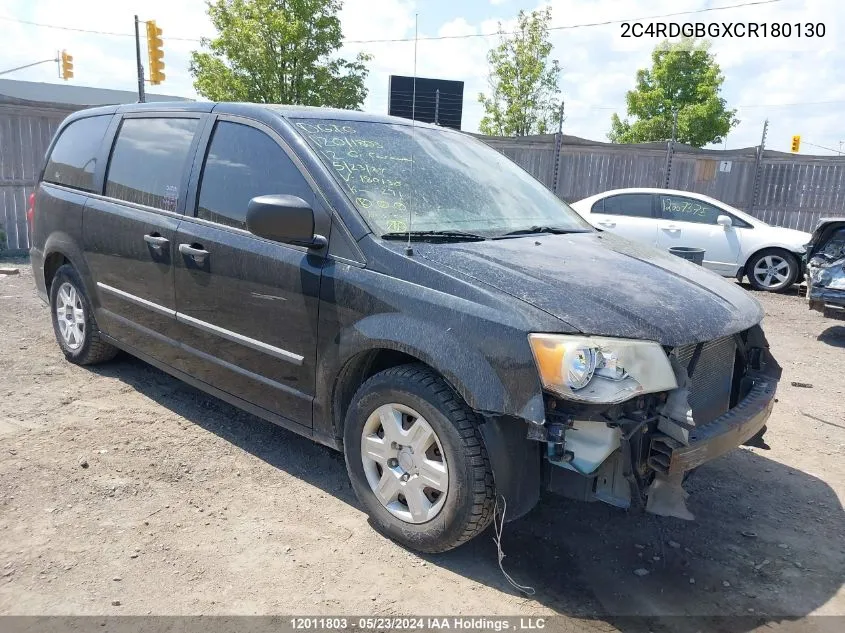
[381,230,487,242]
[494,226,588,238]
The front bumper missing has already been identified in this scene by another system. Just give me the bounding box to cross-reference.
[648,371,777,478]
[643,346,780,520]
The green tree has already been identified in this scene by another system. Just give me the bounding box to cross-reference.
[609,38,737,147]
[190,0,371,108]
[478,8,562,136]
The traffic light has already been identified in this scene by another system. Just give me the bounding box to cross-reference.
[60,50,73,80]
[791,135,801,153]
[146,20,165,85]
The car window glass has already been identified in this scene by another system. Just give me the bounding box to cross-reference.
[602,194,653,218]
[105,117,199,211]
[659,195,722,224]
[43,115,111,192]
[197,121,312,229]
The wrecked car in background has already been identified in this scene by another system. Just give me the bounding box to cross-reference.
[807,218,845,320]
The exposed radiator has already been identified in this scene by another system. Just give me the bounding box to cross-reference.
[672,335,738,426]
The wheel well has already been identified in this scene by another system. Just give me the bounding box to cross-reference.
[331,349,433,442]
[741,247,798,276]
[43,252,69,293]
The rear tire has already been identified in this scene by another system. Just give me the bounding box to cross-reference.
[746,249,799,292]
[343,364,495,553]
[49,264,118,365]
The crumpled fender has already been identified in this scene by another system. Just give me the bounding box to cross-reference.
[325,312,544,420]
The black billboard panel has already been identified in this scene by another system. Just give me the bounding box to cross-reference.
[388,75,464,130]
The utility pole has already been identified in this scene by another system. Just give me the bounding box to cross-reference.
[134,15,146,103]
[551,100,566,196]
[750,118,768,211]
[663,108,679,188]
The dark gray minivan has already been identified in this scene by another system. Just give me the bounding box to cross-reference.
[30,103,781,552]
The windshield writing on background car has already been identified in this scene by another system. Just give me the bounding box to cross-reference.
[292,119,592,237]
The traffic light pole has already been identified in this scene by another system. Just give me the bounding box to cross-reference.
[134,15,146,103]
[0,58,58,78]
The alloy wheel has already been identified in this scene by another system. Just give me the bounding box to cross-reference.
[55,282,85,351]
[360,403,449,524]
[752,254,792,290]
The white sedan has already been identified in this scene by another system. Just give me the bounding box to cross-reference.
[571,188,811,292]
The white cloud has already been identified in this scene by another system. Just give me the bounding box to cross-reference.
[1,0,843,154]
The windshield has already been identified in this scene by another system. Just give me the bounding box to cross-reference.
[291,118,592,238]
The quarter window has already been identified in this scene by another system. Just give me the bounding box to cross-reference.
[196,121,312,229]
[601,194,654,218]
[43,115,111,192]
[105,117,199,211]
[658,194,722,225]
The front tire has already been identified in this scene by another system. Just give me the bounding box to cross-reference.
[49,264,118,365]
[746,249,799,292]
[343,364,495,553]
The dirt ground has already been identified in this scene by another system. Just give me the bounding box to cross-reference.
[1,258,843,628]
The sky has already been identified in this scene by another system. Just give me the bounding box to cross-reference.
[1,0,843,154]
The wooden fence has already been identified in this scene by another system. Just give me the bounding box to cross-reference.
[482,133,845,233]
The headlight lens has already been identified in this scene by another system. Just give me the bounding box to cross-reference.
[810,266,832,287]
[528,334,678,403]
[566,346,596,389]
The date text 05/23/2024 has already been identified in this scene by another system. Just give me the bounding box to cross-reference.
[289,617,548,631]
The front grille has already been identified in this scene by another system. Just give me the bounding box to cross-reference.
[672,335,737,426]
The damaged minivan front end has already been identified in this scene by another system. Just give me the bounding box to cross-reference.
[532,325,781,520]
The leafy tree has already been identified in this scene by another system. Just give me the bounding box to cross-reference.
[609,38,737,147]
[190,0,371,108]
[478,8,562,136]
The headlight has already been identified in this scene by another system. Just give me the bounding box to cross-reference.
[528,334,678,404]
[809,266,832,287]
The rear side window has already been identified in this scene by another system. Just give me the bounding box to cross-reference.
[105,117,199,211]
[658,194,722,225]
[43,115,111,192]
[601,194,654,218]
[196,121,312,229]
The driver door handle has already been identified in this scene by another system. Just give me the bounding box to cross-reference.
[144,233,169,251]
[179,243,209,263]
[662,225,681,233]
[598,221,616,228]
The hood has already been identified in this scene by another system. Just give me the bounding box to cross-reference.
[768,226,813,249]
[808,218,845,255]
[412,232,764,347]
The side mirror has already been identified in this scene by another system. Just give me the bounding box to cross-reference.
[716,214,733,228]
[246,194,326,248]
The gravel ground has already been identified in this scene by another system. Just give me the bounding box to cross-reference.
[1,258,843,627]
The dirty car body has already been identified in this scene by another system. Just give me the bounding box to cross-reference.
[806,218,845,320]
[30,103,780,551]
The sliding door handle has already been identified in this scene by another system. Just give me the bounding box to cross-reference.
[179,243,209,263]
